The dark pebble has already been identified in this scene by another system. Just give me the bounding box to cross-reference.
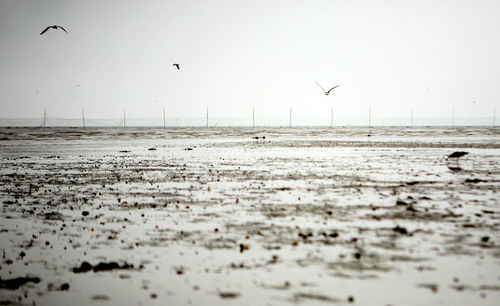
[219,292,240,299]
[393,225,408,235]
[73,261,93,273]
[465,178,483,183]
[93,262,120,272]
[0,276,41,290]
[396,200,408,206]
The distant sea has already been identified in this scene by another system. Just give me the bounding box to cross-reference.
[0,116,496,127]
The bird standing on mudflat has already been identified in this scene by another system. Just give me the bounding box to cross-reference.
[316,82,341,96]
[173,64,180,70]
[40,25,68,35]
[446,151,469,170]
[448,151,468,159]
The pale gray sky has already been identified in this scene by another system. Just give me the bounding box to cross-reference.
[0,0,499,119]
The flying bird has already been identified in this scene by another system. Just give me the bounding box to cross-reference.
[173,63,180,70]
[316,82,341,96]
[40,25,68,35]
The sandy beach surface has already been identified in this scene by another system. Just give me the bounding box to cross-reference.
[0,127,499,305]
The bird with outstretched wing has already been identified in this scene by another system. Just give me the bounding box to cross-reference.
[40,25,68,35]
[316,82,341,96]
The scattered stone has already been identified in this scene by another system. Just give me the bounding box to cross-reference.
[73,261,135,273]
[417,283,439,293]
[481,236,490,243]
[219,292,240,299]
[60,283,70,291]
[323,232,339,238]
[292,293,341,303]
[82,211,89,216]
[393,225,408,235]
[406,206,418,212]
[298,232,313,240]
[239,244,249,253]
[396,200,408,206]
[73,261,92,273]
[43,211,63,220]
[93,262,120,272]
[148,147,157,151]
[0,276,41,290]
[175,267,184,275]
[269,255,279,264]
[465,178,484,183]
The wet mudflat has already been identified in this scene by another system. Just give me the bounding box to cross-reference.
[0,127,499,305]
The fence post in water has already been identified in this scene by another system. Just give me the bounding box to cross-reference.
[451,108,455,127]
[253,106,255,128]
[163,106,166,129]
[43,108,47,128]
[368,107,371,128]
[82,107,86,129]
[331,107,333,128]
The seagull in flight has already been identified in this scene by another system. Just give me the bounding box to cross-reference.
[40,25,68,35]
[316,82,340,96]
[173,63,180,70]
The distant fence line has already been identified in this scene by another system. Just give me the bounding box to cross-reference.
[0,116,497,127]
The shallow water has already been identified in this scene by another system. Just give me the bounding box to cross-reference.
[0,127,499,305]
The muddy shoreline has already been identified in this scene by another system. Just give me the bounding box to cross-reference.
[1,127,499,305]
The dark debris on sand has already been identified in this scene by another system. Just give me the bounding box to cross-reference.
[393,225,409,235]
[219,292,240,299]
[72,261,136,273]
[0,276,41,290]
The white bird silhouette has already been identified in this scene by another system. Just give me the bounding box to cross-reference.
[316,82,340,96]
